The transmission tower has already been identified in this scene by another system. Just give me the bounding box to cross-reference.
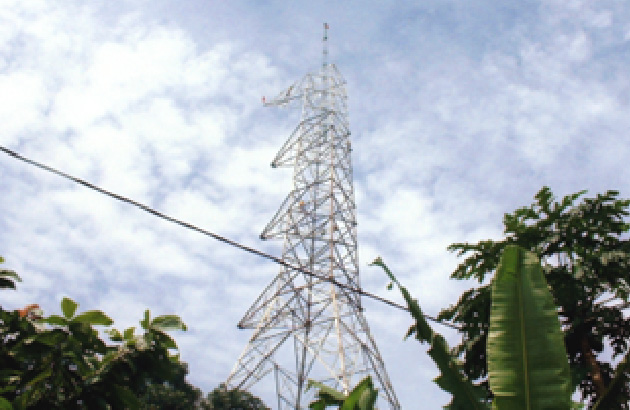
[226,24,400,409]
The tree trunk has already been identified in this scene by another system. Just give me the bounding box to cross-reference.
[581,335,607,398]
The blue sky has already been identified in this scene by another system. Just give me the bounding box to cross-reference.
[1,1,629,407]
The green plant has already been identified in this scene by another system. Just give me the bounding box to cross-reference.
[307,376,378,410]
[370,245,573,409]
[487,245,571,409]
[0,256,20,290]
[1,255,269,409]
[201,383,269,409]
[371,257,487,410]
[0,259,189,409]
[440,187,630,407]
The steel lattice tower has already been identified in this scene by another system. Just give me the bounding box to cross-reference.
[227,24,400,409]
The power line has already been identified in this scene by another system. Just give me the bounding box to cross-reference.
[0,144,460,330]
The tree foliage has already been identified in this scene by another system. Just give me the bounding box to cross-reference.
[307,376,379,410]
[137,361,203,409]
[0,255,270,409]
[0,256,20,290]
[371,257,487,410]
[370,246,575,409]
[201,383,269,409]
[439,187,630,407]
[0,258,191,409]
[486,246,571,409]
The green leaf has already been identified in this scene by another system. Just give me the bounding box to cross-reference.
[61,297,78,319]
[106,328,123,342]
[309,401,326,410]
[151,315,187,332]
[308,380,345,409]
[149,329,178,350]
[0,269,21,290]
[487,245,571,410]
[370,258,488,410]
[357,387,378,410]
[123,327,135,340]
[73,310,113,326]
[341,377,376,410]
[140,309,150,330]
[40,314,68,326]
[307,380,346,401]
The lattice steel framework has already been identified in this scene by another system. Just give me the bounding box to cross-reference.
[227,25,400,409]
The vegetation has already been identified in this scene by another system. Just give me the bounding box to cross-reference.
[137,361,202,409]
[313,245,575,409]
[307,376,379,410]
[309,187,629,410]
[5,185,628,409]
[0,256,268,409]
[201,383,269,409]
[485,246,571,408]
[440,187,630,407]
[370,246,581,409]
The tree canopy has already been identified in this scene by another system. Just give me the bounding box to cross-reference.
[439,187,630,407]
[201,383,270,410]
[0,256,269,409]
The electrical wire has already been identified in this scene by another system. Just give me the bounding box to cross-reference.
[0,144,460,330]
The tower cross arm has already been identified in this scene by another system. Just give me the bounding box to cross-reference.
[262,74,313,107]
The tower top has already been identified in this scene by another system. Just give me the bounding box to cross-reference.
[322,22,329,68]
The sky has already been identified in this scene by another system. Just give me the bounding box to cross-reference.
[1,0,630,408]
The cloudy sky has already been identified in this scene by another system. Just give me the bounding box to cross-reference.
[1,0,629,407]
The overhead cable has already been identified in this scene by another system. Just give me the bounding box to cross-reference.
[0,144,460,330]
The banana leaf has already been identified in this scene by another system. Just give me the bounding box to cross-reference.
[487,245,571,409]
[371,258,488,409]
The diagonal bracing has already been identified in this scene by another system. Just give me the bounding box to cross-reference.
[227,24,400,409]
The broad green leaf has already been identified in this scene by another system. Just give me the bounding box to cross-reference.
[307,379,346,409]
[61,297,78,319]
[309,401,326,410]
[358,387,378,410]
[341,377,375,410]
[40,314,67,326]
[487,246,571,410]
[370,257,488,410]
[151,315,187,331]
[73,310,113,326]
